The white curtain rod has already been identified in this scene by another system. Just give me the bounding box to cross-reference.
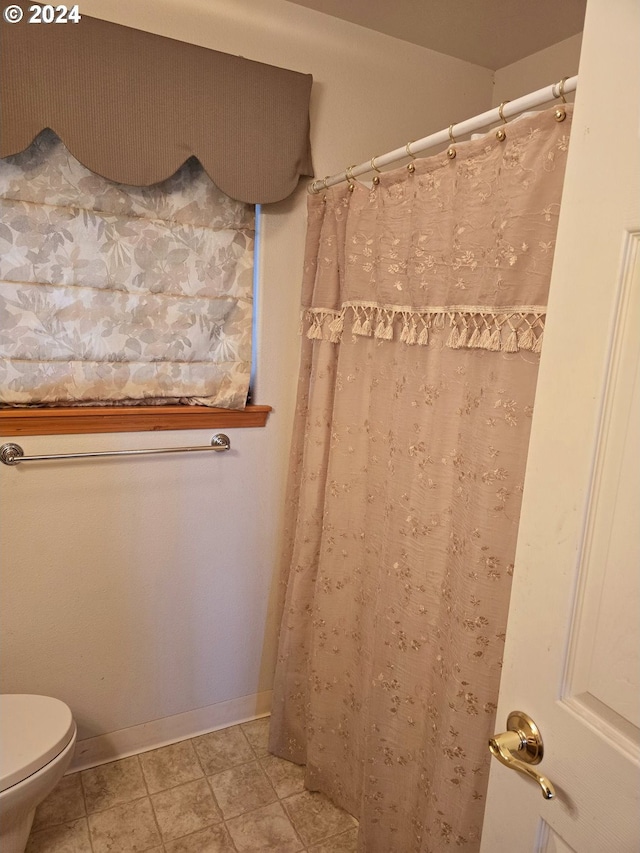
[308,75,578,193]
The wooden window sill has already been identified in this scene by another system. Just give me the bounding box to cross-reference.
[0,404,272,436]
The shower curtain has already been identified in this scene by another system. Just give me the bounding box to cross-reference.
[270,105,572,852]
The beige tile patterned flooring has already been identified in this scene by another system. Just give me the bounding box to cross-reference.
[27,718,358,853]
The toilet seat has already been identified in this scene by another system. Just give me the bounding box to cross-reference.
[0,695,75,793]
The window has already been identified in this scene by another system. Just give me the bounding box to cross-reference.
[0,131,270,435]
[0,14,315,435]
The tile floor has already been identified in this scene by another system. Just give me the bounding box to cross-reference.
[26,718,358,853]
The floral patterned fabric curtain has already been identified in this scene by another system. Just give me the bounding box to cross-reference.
[269,106,572,851]
[0,131,254,408]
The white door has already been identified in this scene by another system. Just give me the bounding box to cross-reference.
[480,0,640,850]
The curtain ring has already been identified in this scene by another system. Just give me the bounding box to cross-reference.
[309,178,328,195]
[557,77,568,103]
[371,156,382,185]
[554,77,568,122]
[496,101,510,141]
[405,142,417,173]
[447,124,457,159]
[345,164,357,192]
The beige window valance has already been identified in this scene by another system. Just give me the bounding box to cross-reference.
[0,12,313,204]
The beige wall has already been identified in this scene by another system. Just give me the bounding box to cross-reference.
[493,33,582,106]
[0,0,494,765]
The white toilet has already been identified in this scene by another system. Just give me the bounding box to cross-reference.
[0,695,77,853]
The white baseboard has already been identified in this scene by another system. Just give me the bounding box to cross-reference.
[68,690,272,773]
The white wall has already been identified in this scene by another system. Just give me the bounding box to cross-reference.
[0,0,494,767]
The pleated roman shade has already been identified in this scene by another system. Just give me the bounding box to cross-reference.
[0,10,313,204]
[0,131,256,408]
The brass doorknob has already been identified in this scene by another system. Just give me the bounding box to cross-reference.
[489,711,556,800]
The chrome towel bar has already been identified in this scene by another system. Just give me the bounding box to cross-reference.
[0,434,230,466]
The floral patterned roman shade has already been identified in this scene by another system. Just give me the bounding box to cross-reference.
[0,131,255,408]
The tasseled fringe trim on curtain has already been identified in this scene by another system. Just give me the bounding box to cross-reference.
[302,303,546,354]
